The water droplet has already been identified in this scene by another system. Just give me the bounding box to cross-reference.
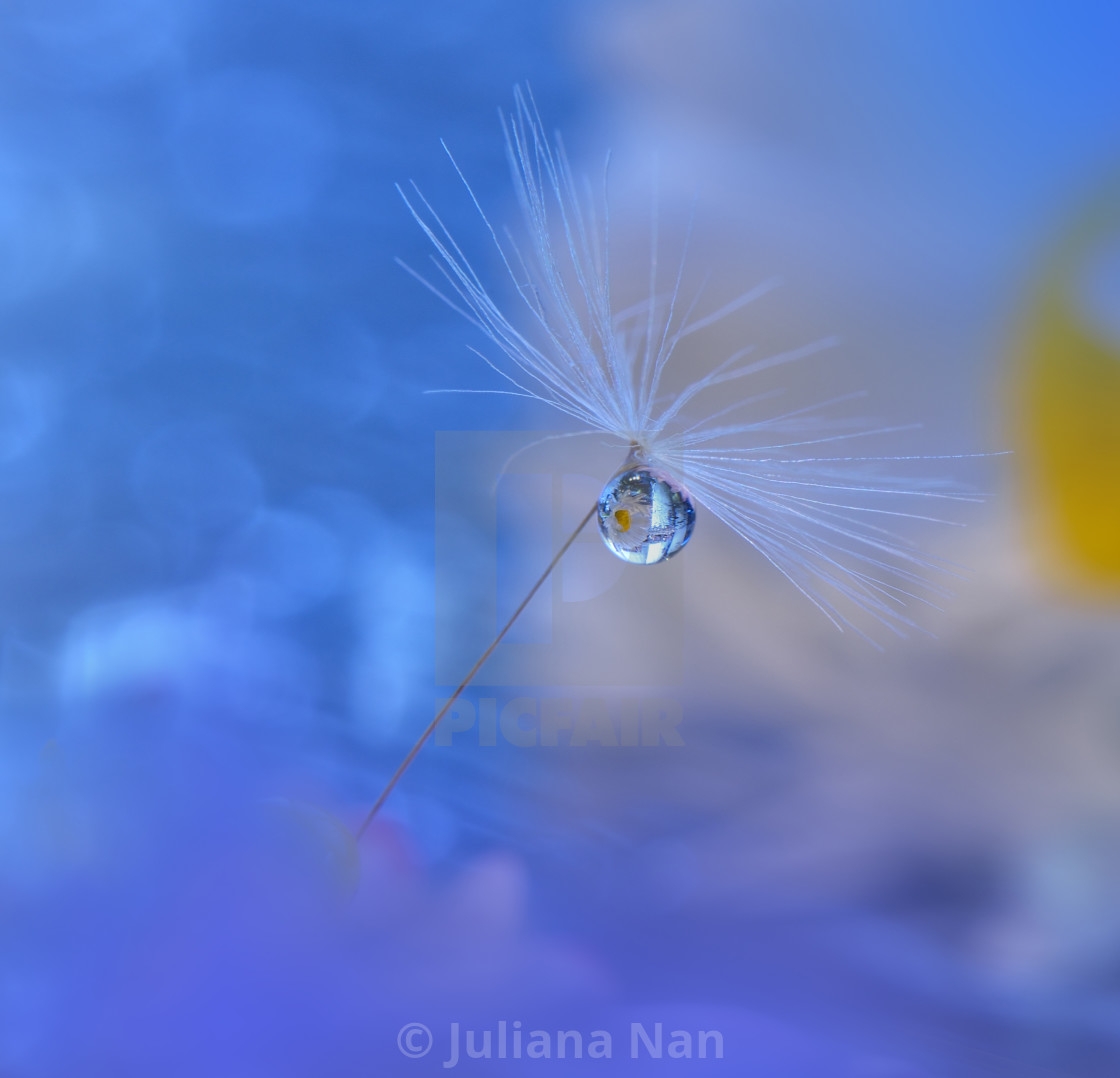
[597,466,695,564]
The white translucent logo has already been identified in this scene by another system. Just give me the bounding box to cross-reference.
[397,1022,433,1059]
[435,431,687,689]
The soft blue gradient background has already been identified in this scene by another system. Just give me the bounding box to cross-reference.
[2,2,1120,1075]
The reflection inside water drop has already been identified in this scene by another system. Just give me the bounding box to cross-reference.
[597,465,695,565]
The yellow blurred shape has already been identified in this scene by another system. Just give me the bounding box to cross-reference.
[1014,188,1120,596]
[614,508,631,533]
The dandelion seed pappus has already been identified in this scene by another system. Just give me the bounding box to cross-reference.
[396,85,988,644]
[355,85,992,831]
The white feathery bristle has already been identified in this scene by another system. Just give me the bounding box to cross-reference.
[399,85,987,640]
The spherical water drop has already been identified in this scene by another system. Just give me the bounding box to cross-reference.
[597,466,695,565]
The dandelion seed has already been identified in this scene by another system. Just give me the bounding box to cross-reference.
[356,86,986,833]
[398,85,980,631]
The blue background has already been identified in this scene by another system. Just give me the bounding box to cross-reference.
[2,1,1120,1075]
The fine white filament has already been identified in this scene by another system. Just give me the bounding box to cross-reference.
[398,86,983,641]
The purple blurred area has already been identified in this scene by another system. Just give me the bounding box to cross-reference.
[2,1,1120,1075]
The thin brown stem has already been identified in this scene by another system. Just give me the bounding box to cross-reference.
[355,501,599,839]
